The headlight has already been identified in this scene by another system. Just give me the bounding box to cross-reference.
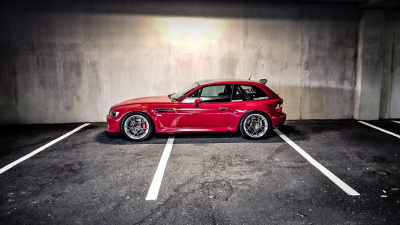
[109,110,120,118]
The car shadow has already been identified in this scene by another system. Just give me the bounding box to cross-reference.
[95,124,303,145]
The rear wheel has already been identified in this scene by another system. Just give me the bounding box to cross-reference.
[239,112,271,140]
[121,112,154,141]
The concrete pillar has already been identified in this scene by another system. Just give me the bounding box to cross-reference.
[354,10,385,120]
[379,9,400,119]
[389,12,400,118]
[379,10,394,119]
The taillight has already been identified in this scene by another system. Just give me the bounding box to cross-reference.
[276,100,283,112]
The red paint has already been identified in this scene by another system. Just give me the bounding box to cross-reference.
[107,79,286,134]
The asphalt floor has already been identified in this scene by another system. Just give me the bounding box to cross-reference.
[0,120,399,224]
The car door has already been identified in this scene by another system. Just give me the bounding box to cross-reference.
[176,84,232,128]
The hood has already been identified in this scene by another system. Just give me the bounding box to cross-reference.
[112,95,173,108]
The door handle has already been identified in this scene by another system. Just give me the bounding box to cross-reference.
[219,107,229,111]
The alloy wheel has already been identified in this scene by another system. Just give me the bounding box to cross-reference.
[123,114,150,140]
[243,114,269,138]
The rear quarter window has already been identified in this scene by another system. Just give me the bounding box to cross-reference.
[233,85,269,101]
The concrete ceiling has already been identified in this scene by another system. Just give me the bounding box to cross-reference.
[361,0,400,8]
[279,0,400,8]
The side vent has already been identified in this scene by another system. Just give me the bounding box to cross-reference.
[156,108,174,112]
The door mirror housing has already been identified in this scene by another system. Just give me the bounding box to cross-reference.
[194,98,202,107]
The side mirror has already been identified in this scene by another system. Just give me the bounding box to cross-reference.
[194,98,202,107]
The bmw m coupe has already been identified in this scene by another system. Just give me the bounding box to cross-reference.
[107,79,286,141]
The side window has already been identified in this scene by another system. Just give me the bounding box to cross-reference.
[232,85,269,102]
[181,85,232,103]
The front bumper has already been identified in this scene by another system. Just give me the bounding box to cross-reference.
[107,114,121,133]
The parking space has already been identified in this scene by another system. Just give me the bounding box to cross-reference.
[0,123,170,224]
[0,120,399,224]
[0,124,86,169]
[359,120,400,138]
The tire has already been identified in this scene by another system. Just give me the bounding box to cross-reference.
[239,111,271,140]
[120,112,154,141]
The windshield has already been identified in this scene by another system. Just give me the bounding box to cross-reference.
[170,82,199,101]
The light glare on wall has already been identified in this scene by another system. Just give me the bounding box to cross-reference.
[153,17,226,45]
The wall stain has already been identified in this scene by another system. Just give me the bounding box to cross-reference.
[12,69,18,106]
[87,60,101,117]
[0,26,19,109]
[299,5,304,120]
[62,58,83,111]
[219,52,238,77]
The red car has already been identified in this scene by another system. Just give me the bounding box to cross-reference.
[107,79,286,141]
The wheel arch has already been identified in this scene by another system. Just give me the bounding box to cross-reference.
[120,110,155,127]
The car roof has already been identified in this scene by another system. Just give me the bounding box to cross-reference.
[186,78,280,100]
[197,79,261,85]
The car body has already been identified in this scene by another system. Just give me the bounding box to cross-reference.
[107,79,286,141]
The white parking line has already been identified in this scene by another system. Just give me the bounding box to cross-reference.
[274,129,360,196]
[146,135,175,201]
[392,120,400,125]
[0,123,91,175]
[359,121,400,139]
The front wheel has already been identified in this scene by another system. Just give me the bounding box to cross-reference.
[121,112,154,141]
[239,112,271,140]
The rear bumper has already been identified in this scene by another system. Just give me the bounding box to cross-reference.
[270,111,286,128]
[107,114,121,133]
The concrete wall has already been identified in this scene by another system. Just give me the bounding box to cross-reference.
[380,9,400,119]
[354,10,385,120]
[0,1,359,124]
